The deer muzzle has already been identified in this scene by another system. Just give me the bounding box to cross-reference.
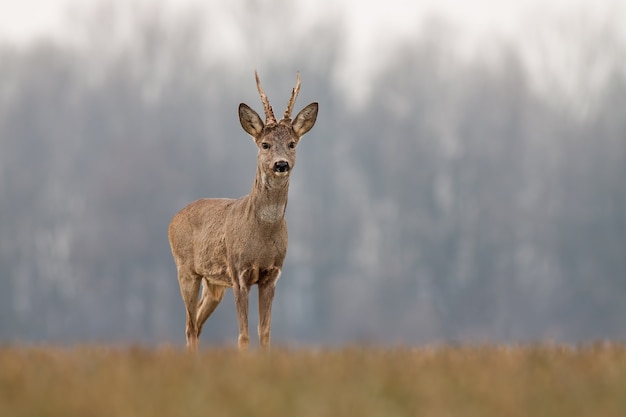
[273,160,290,174]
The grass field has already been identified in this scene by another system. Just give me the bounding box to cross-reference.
[1,343,625,417]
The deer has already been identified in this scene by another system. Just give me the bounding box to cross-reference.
[168,71,318,351]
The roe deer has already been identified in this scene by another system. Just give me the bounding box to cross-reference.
[168,71,318,351]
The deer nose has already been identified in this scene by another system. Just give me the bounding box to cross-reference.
[273,160,290,173]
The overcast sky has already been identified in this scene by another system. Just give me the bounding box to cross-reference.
[0,0,621,44]
[1,0,622,107]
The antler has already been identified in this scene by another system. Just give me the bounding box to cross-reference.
[255,70,277,125]
[283,71,301,121]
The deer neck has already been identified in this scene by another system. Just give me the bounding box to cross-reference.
[247,167,289,224]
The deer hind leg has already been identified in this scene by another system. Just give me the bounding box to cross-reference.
[178,268,201,352]
[258,269,280,349]
[196,280,226,338]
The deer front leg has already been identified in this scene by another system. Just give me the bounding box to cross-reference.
[258,268,280,349]
[233,269,255,351]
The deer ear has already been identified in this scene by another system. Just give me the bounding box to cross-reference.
[239,103,264,137]
[292,102,318,138]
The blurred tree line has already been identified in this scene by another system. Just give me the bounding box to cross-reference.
[0,3,625,345]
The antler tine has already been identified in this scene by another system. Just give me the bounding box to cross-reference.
[255,70,276,125]
[283,71,301,121]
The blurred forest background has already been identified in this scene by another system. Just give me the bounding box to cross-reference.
[1,0,625,346]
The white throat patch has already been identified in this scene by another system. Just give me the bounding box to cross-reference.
[258,204,285,223]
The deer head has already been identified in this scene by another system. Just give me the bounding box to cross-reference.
[238,71,318,186]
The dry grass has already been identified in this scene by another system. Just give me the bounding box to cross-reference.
[1,343,625,417]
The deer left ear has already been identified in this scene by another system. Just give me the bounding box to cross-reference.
[292,102,318,138]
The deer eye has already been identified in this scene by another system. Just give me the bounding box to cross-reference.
[289,141,296,149]
[261,142,271,150]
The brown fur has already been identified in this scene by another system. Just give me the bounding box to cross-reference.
[168,72,318,351]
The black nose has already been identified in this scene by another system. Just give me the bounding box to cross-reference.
[273,160,290,173]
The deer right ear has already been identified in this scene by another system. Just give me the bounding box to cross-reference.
[239,103,264,137]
